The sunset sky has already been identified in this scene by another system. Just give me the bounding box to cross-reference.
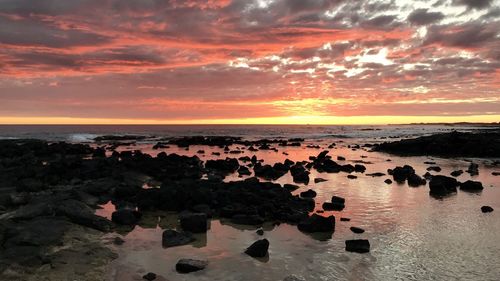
[0,0,499,124]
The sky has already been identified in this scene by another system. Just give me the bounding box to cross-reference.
[0,0,499,124]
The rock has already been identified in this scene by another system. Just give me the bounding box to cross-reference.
[460,180,483,192]
[481,206,494,213]
[57,199,113,231]
[143,272,157,281]
[340,217,350,222]
[298,214,335,233]
[391,165,415,182]
[429,175,458,196]
[3,217,69,248]
[314,178,328,183]
[337,156,345,161]
[450,170,463,177]
[347,175,357,179]
[467,162,479,176]
[492,172,500,176]
[245,239,269,258]
[407,174,426,187]
[176,258,208,273]
[111,209,142,225]
[256,228,264,235]
[345,239,370,253]
[238,166,252,176]
[179,212,208,233]
[231,214,264,225]
[350,226,365,234]
[162,229,195,248]
[300,189,317,198]
[384,179,392,184]
[366,172,385,177]
[290,164,310,184]
[284,184,300,191]
[426,166,442,172]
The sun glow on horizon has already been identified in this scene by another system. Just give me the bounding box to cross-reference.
[1,115,498,125]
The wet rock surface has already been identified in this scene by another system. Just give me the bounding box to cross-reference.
[245,239,270,258]
[175,258,208,273]
[345,239,370,253]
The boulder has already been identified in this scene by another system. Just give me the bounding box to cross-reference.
[345,239,370,253]
[450,170,463,177]
[245,239,269,258]
[300,189,317,198]
[407,174,426,187]
[391,165,415,182]
[162,229,195,248]
[459,180,483,192]
[179,212,208,233]
[297,214,335,233]
[429,175,458,196]
[143,272,157,281]
[111,209,142,225]
[176,259,208,273]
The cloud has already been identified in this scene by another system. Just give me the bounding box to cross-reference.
[453,0,493,9]
[407,9,445,25]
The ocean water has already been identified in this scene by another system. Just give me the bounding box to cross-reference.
[0,124,490,143]
[2,125,499,281]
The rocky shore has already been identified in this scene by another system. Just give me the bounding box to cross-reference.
[0,134,496,280]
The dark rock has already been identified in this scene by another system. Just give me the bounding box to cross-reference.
[366,172,385,177]
[340,217,350,222]
[391,165,416,182]
[245,239,269,258]
[350,226,365,234]
[354,164,366,173]
[429,175,458,196]
[481,206,494,213]
[426,166,442,172]
[314,178,328,183]
[162,229,195,247]
[467,162,479,176]
[176,258,208,273]
[347,175,357,179]
[238,166,252,176]
[407,174,426,187]
[231,214,264,225]
[256,228,264,235]
[345,239,370,253]
[298,214,335,233]
[143,272,157,281]
[179,212,208,233]
[337,156,345,161]
[450,170,463,177]
[300,189,317,198]
[283,184,300,191]
[460,180,483,192]
[384,179,392,184]
[111,209,142,225]
[57,199,113,231]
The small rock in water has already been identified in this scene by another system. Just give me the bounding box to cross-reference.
[467,162,479,176]
[176,259,208,273]
[426,166,441,172]
[491,172,500,176]
[450,170,463,177]
[256,228,264,235]
[347,175,357,179]
[162,229,195,248]
[314,178,328,183]
[245,239,269,258]
[298,214,335,233]
[300,189,317,198]
[460,180,483,192]
[143,272,157,280]
[407,174,426,187]
[481,206,494,213]
[340,217,350,222]
[345,239,370,253]
[350,226,365,234]
[111,209,142,225]
[384,179,393,184]
[429,175,458,196]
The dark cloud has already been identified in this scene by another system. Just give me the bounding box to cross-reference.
[453,0,493,9]
[424,23,499,48]
[407,9,445,25]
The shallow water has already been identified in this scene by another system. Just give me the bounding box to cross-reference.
[96,139,500,281]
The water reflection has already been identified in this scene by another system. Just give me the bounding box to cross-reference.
[102,141,500,281]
